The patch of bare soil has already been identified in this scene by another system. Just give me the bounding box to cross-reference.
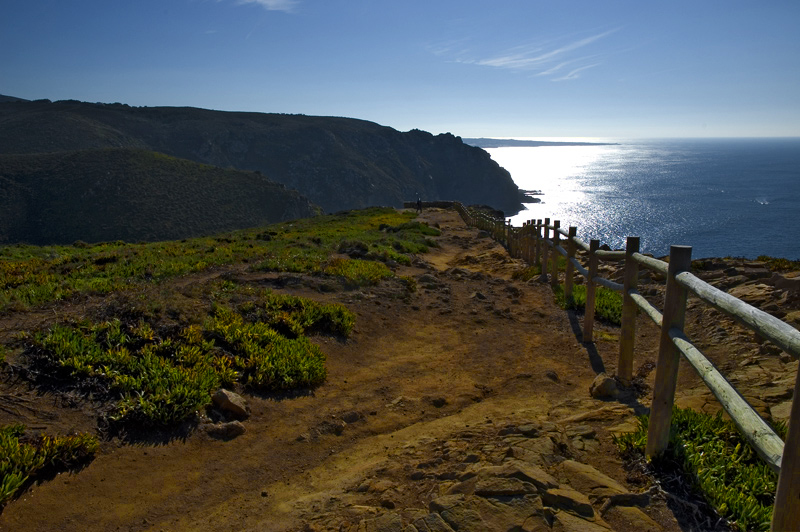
[0,208,795,531]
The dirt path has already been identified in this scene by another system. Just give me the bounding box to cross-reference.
[0,209,688,531]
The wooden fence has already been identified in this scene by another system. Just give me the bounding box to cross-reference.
[450,202,800,531]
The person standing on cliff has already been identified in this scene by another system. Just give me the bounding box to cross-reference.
[416,196,422,213]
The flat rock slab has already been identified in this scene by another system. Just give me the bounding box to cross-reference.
[556,460,627,501]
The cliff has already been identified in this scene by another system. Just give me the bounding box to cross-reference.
[0,100,525,215]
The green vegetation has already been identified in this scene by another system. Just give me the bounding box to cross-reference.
[511,264,541,282]
[554,283,623,325]
[5,207,440,427]
[0,423,99,507]
[614,407,780,531]
[26,288,354,427]
[0,148,317,245]
[0,207,437,312]
[756,255,800,272]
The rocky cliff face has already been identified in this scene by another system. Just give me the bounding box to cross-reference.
[0,100,524,215]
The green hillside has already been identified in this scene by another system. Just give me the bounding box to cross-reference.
[0,148,318,245]
[0,99,525,215]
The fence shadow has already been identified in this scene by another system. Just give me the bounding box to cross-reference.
[566,310,605,374]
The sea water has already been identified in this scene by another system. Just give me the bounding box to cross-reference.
[486,138,800,260]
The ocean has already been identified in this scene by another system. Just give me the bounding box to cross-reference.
[485,138,800,260]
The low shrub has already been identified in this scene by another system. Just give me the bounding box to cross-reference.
[27,290,355,427]
[614,407,779,531]
[554,283,623,325]
[323,258,393,287]
[0,423,98,507]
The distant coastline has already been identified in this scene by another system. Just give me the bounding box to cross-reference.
[463,138,619,149]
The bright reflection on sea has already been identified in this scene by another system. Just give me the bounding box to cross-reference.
[487,142,627,248]
[484,138,800,259]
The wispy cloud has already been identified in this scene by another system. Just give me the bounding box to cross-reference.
[438,28,620,82]
[552,63,602,82]
[227,0,298,13]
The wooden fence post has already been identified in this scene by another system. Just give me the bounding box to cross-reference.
[522,222,529,263]
[540,218,550,281]
[550,220,560,288]
[583,239,600,343]
[772,365,800,531]
[646,245,692,459]
[525,222,532,263]
[618,236,640,385]
[565,227,577,303]
[534,220,542,266]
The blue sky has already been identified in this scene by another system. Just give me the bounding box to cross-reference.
[3,0,799,138]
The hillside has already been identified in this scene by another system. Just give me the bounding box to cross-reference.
[0,99,525,214]
[0,148,318,245]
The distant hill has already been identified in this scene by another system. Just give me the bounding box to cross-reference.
[0,148,318,245]
[0,94,28,103]
[0,99,525,215]
[463,138,618,148]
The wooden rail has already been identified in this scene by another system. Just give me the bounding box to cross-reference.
[448,201,800,530]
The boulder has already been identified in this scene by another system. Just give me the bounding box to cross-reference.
[589,374,618,399]
[212,389,250,420]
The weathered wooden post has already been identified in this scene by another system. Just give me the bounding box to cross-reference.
[772,364,800,531]
[521,222,528,262]
[618,236,640,385]
[534,220,542,266]
[523,222,529,263]
[540,218,550,281]
[583,239,600,343]
[564,227,577,303]
[550,220,560,288]
[646,245,692,459]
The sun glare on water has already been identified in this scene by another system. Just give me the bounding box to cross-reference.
[485,143,611,227]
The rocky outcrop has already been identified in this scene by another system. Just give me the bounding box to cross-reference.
[300,412,664,531]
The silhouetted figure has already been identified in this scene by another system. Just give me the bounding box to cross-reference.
[416,197,422,213]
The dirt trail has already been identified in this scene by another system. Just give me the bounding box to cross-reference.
[1,209,680,531]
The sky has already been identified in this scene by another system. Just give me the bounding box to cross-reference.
[2,0,799,138]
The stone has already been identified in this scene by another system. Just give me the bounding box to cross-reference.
[556,460,626,501]
[564,425,596,439]
[770,272,800,293]
[771,400,794,421]
[602,491,651,509]
[368,479,396,493]
[517,423,540,437]
[212,388,250,420]
[474,477,537,497]
[358,512,404,532]
[542,488,594,518]
[203,420,246,439]
[551,510,612,531]
[431,494,545,531]
[494,460,559,491]
[412,513,456,532]
[603,505,661,531]
[341,411,363,423]
[430,496,488,531]
[589,374,618,399]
